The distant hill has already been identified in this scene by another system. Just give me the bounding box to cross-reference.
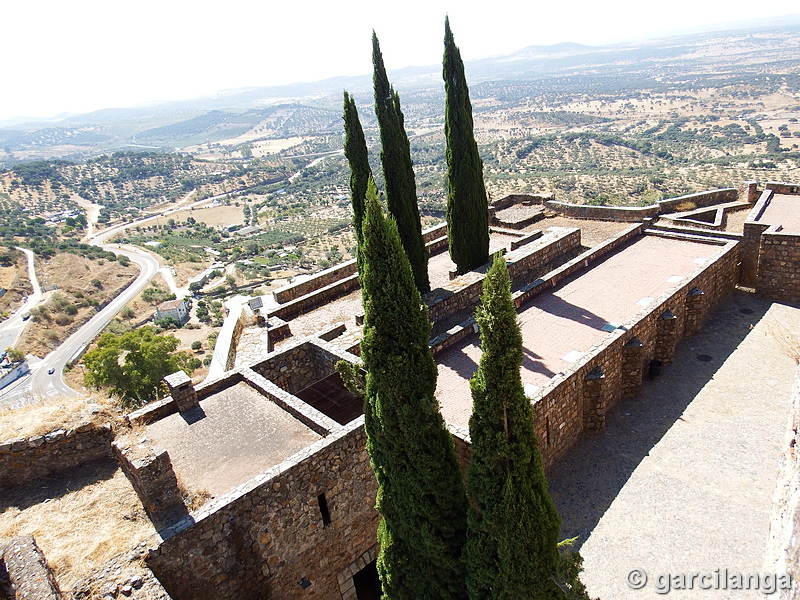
[1,17,799,166]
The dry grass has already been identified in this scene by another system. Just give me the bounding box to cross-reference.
[17,253,138,357]
[182,204,243,228]
[0,395,119,441]
[0,460,156,593]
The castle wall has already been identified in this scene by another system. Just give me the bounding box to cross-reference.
[756,229,800,302]
[509,186,748,223]
[0,536,62,599]
[530,238,739,468]
[0,423,113,488]
[270,223,448,311]
[426,227,581,324]
[146,420,379,600]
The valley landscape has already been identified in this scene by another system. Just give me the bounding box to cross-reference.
[0,15,799,600]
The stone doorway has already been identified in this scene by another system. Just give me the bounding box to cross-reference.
[352,560,381,600]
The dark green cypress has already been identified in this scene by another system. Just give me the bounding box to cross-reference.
[343,91,371,245]
[359,178,467,599]
[443,17,490,275]
[372,31,430,294]
[465,254,562,599]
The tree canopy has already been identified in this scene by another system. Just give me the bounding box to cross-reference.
[82,326,194,408]
[358,178,467,599]
[465,254,562,599]
[443,17,490,274]
[373,32,430,294]
[343,90,372,245]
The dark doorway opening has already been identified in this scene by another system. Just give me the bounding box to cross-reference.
[353,560,381,600]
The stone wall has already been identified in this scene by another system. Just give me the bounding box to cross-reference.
[530,237,739,469]
[544,201,660,222]
[271,224,448,306]
[763,366,800,600]
[146,420,380,600]
[274,260,358,304]
[756,229,800,302]
[425,227,581,324]
[249,338,355,396]
[766,181,800,195]
[526,186,750,223]
[0,423,113,488]
[656,188,739,212]
[513,223,644,307]
[739,183,800,299]
[250,341,322,394]
[740,190,774,287]
[0,535,61,599]
[112,437,188,530]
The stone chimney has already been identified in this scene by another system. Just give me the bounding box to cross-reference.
[164,371,198,414]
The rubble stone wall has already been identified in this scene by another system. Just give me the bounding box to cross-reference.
[757,229,800,302]
[146,420,380,600]
[0,423,113,488]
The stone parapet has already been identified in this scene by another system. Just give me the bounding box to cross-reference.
[756,229,800,302]
[112,437,187,530]
[532,237,739,469]
[0,422,113,488]
[425,227,581,325]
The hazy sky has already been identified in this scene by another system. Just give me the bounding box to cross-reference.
[2,0,798,122]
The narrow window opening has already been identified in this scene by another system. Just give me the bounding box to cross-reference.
[317,493,331,526]
[545,417,551,447]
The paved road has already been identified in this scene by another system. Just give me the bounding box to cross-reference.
[28,247,160,400]
[0,248,44,351]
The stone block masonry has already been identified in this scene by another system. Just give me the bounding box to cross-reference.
[757,230,800,302]
[0,422,113,488]
[530,237,739,469]
[112,437,188,530]
[425,227,581,324]
[0,536,61,599]
[146,419,380,600]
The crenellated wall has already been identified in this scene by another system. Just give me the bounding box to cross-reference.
[529,238,739,468]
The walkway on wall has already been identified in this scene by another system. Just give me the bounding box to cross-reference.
[547,290,800,599]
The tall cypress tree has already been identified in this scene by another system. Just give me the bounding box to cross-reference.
[343,91,372,245]
[372,32,430,294]
[443,17,490,275]
[465,254,562,599]
[359,178,467,599]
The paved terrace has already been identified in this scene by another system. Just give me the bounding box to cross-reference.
[145,381,322,497]
[435,234,724,429]
[757,193,800,233]
[548,292,800,599]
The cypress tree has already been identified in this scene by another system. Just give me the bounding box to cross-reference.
[342,91,371,245]
[359,178,467,599]
[443,17,490,274]
[465,254,562,599]
[372,32,430,294]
